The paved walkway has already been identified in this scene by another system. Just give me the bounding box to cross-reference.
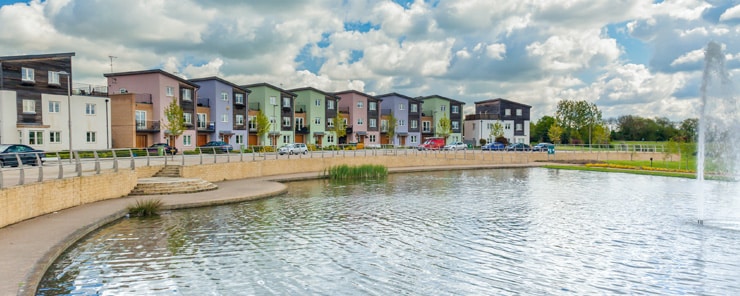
[0,163,542,296]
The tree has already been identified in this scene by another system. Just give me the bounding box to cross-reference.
[333,112,347,143]
[437,114,451,140]
[679,118,698,142]
[592,124,610,145]
[532,115,555,142]
[548,121,564,144]
[162,98,184,148]
[386,112,398,145]
[255,110,271,146]
[489,122,503,141]
[555,99,602,144]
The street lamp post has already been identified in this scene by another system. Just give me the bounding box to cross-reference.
[57,71,73,157]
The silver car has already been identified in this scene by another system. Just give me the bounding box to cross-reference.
[278,143,308,155]
[443,142,467,151]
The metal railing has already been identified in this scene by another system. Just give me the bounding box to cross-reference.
[0,143,669,189]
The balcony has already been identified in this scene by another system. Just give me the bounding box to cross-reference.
[197,98,211,107]
[197,121,216,132]
[465,113,501,121]
[422,128,435,135]
[339,106,350,114]
[136,120,160,132]
[72,83,108,97]
[381,108,392,115]
[135,94,153,104]
[295,126,310,134]
[295,104,307,113]
[248,102,261,111]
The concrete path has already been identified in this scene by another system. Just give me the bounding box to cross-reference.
[0,163,542,296]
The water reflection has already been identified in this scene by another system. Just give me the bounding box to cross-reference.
[38,169,740,295]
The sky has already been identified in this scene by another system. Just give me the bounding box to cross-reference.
[1,0,739,122]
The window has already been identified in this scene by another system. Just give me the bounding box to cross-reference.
[295,117,304,127]
[516,109,522,116]
[48,101,60,113]
[399,119,405,127]
[221,114,228,122]
[18,131,22,144]
[283,116,291,127]
[235,93,244,104]
[282,97,291,108]
[327,135,334,142]
[451,105,459,114]
[136,110,146,128]
[166,86,174,97]
[182,89,192,101]
[196,113,207,128]
[381,120,388,131]
[314,117,321,125]
[183,135,192,146]
[505,109,511,116]
[369,118,376,128]
[249,116,256,130]
[29,130,43,145]
[236,135,244,144]
[282,135,291,143]
[422,121,431,132]
[369,102,377,111]
[23,100,36,113]
[48,71,60,86]
[410,104,418,113]
[269,96,277,105]
[343,118,348,126]
[357,101,364,108]
[516,123,522,131]
[452,121,460,130]
[269,117,276,125]
[505,123,511,130]
[411,120,418,129]
[21,67,34,82]
[440,105,446,112]
[86,132,96,143]
[410,135,418,143]
[327,100,334,110]
[236,114,244,125]
[369,135,376,142]
[221,92,229,101]
[49,131,61,143]
[85,103,96,115]
[327,118,334,127]
[183,112,192,124]
[357,118,364,125]
[315,99,321,106]
[399,103,405,110]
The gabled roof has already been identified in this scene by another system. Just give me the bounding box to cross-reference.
[0,52,75,61]
[287,86,339,99]
[421,94,465,105]
[375,92,418,102]
[189,76,251,93]
[104,69,200,88]
[242,82,297,97]
[333,89,376,99]
[474,98,531,108]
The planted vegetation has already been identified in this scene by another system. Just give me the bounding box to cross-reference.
[325,164,388,180]
[127,199,164,217]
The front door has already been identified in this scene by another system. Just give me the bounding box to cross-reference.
[135,134,147,148]
[295,134,304,143]
[197,135,208,147]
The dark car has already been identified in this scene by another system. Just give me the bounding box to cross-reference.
[481,142,505,151]
[505,143,531,151]
[200,141,234,153]
[532,142,553,152]
[147,143,178,155]
[0,144,45,167]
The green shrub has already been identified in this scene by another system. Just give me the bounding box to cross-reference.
[127,199,164,217]
[325,164,388,180]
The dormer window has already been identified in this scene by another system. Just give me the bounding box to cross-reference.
[21,67,35,83]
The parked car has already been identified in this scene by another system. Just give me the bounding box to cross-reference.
[278,143,308,155]
[532,142,553,152]
[418,137,446,150]
[505,143,531,151]
[199,141,233,153]
[147,143,178,155]
[443,142,467,151]
[481,142,505,151]
[0,144,45,167]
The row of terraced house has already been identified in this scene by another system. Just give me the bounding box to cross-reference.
[0,52,532,152]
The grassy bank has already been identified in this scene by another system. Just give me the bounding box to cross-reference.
[543,164,696,179]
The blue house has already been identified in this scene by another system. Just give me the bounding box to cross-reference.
[377,92,422,147]
[189,77,250,148]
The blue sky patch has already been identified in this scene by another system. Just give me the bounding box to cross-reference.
[317,32,331,49]
[295,44,325,74]
[344,21,379,33]
[606,23,650,65]
[348,50,364,64]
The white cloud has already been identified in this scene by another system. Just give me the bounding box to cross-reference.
[720,4,740,21]
[671,49,704,67]
[485,43,506,60]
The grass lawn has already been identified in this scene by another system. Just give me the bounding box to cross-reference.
[543,164,696,179]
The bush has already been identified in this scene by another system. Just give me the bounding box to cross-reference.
[127,199,164,217]
[325,164,388,180]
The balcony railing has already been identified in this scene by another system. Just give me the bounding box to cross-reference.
[197,121,216,131]
[135,120,160,131]
[197,98,211,107]
[422,128,435,134]
[135,94,153,104]
[72,83,108,97]
[295,126,309,134]
[465,113,501,120]
[248,102,261,111]
[339,106,350,114]
[296,105,307,113]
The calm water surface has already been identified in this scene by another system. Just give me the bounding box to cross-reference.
[38,168,740,295]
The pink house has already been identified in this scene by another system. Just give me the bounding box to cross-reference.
[335,90,380,146]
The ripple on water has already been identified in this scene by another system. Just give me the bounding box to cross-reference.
[38,168,740,295]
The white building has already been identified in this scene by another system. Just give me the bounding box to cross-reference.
[463,98,531,145]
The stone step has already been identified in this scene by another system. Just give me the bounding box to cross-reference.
[153,166,182,178]
[130,177,218,195]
